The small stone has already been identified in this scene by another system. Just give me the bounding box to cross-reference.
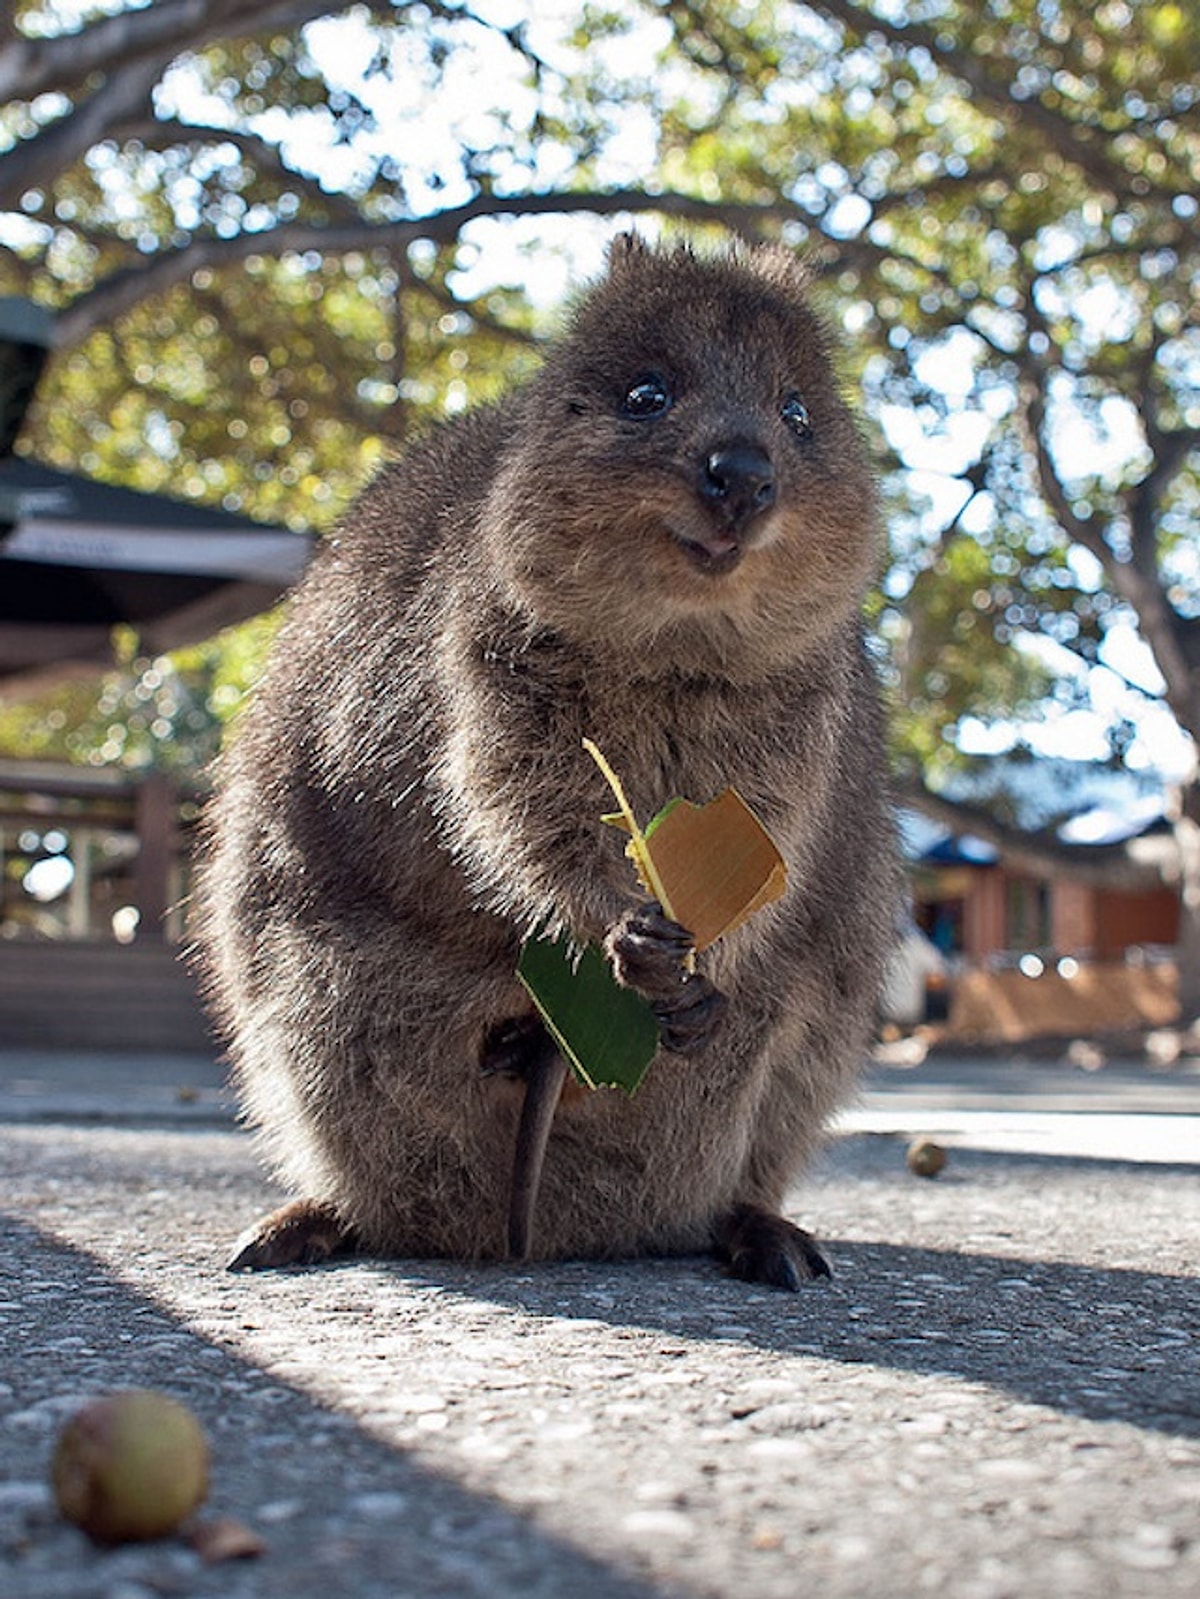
[257,1498,303,1523]
[622,1508,695,1540]
[1065,1038,1106,1071]
[897,1413,950,1436]
[188,1515,267,1563]
[752,1523,784,1549]
[1144,1029,1182,1067]
[350,1491,410,1519]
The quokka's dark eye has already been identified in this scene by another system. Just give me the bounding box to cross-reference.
[781,392,813,437]
[621,375,673,419]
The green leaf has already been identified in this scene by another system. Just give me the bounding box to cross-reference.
[517,933,660,1095]
[642,796,686,838]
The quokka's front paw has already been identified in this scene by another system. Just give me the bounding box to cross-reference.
[604,901,727,1054]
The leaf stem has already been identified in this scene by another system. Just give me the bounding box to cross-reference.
[582,737,677,922]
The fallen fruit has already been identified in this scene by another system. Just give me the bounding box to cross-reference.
[51,1389,209,1545]
[906,1138,948,1178]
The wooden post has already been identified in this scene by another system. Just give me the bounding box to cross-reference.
[134,773,175,942]
[963,868,1008,962]
[67,826,93,938]
[1051,879,1095,958]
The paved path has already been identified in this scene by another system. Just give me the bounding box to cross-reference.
[1,1046,1197,1598]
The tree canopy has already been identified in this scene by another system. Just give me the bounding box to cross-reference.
[2,0,1199,1001]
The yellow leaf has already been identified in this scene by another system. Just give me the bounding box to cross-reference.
[584,740,786,951]
[640,788,786,950]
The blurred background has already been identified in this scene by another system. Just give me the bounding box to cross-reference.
[0,0,1196,1055]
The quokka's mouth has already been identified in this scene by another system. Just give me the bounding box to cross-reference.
[675,532,745,575]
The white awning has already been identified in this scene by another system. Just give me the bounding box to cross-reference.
[1,518,311,584]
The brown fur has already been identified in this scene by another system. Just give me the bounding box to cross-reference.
[193,235,898,1275]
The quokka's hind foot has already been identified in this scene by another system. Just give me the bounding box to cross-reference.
[480,1012,554,1078]
[227,1197,358,1271]
[713,1202,832,1292]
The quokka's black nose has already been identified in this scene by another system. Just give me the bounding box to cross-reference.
[701,445,777,524]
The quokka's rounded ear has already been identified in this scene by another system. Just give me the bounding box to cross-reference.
[745,241,813,291]
[607,231,652,269]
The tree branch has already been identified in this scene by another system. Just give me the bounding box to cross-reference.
[50,187,809,345]
[0,57,164,210]
[1008,288,1200,742]
[410,273,540,347]
[1130,417,1200,582]
[0,0,425,208]
[107,115,369,226]
[802,0,1148,201]
[0,0,391,104]
[1018,365,1198,741]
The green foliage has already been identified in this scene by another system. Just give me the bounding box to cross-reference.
[0,615,281,773]
[659,0,1199,779]
[1,0,1197,809]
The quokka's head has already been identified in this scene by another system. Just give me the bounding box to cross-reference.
[482,233,881,674]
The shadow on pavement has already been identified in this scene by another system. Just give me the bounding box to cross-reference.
[355,1240,1199,1441]
[3,1215,660,1599]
